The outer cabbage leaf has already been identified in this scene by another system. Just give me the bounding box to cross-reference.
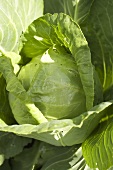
[0,101,112,146]
[21,13,95,112]
[0,74,15,124]
[74,0,94,24]
[82,115,113,170]
[0,132,31,159]
[44,0,94,26]
[44,0,76,19]
[10,140,41,170]
[0,51,22,125]
[10,141,74,170]
[0,0,43,52]
[75,0,113,99]
[7,142,92,170]
[40,145,87,170]
[0,54,47,124]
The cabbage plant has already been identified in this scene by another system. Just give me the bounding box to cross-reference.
[9,13,103,124]
[0,0,113,170]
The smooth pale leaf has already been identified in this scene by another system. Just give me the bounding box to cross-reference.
[0,101,112,146]
[21,13,94,111]
[0,0,43,52]
[76,0,113,96]
[82,117,113,170]
[0,132,32,159]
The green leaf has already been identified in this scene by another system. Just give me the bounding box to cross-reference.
[0,74,15,124]
[44,0,76,19]
[74,0,94,24]
[9,142,92,170]
[10,140,41,170]
[0,101,112,146]
[40,145,86,170]
[76,0,113,95]
[0,132,32,159]
[82,116,113,170]
[0,55,47,124]
[39,142,75,165]
[21,13,94,111]
[0,0,43,52]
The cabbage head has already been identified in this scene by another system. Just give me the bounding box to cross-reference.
[18,48,102,120]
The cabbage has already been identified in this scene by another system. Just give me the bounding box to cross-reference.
[18,45,103,120]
